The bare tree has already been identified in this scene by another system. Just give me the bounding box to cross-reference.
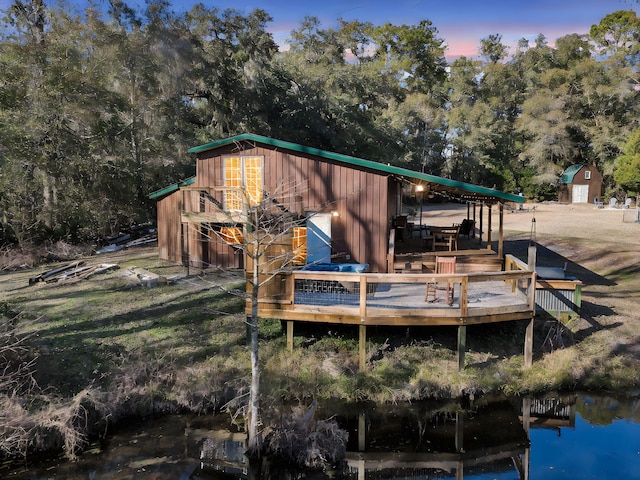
[189,179,313,457]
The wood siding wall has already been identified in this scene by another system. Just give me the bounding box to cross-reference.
[187,142,393,272]
[156,189,243,270]
[157,192,181,262]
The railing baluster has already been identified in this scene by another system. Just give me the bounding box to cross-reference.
[460,276,468,316]
[360,274,367,322]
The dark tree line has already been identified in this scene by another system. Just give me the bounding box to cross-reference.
[0,1,638,246]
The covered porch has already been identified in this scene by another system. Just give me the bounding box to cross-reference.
[390,200,511,272]
[248,174,529,372]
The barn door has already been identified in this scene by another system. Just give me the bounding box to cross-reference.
[572,184,589,203]
[306,213,332,265]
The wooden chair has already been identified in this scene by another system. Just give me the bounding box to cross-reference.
[425,256,456,305]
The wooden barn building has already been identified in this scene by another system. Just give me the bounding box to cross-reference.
[558,164,602,204]
[149,133,524,273]
[149,134,562,370]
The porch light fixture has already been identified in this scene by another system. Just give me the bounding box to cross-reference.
[415,185,425,227]
[331,210,340,217]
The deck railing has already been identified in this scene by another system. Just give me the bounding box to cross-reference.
[505,254,581,319]
[251,265,538,370]
[262,268,537,325]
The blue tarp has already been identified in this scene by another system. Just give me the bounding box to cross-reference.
[301,263,369,273]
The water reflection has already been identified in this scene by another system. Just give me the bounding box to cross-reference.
[337,397,538,480]
[5,393,640,480]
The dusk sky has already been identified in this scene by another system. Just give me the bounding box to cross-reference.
[216,0,638,59]
[1,0,638,60]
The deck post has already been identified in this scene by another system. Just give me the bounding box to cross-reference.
[472,202,477,239]
[455,410,464,452]
[498,203,504,258]
[455,410,464,480]
[358,412,366,451]
[360,275,367,321]
[387,229,396,273]
[522,397,531,434]
[359,325,367,371]
[457,325,466,370]
[479,203,483,247]
[286,321,294,352]
[486,204,492,250]
[286,274,295,304]
[460,277,469,317]
[524,318,534,368]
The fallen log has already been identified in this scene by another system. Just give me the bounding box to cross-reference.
[29,261,85,285]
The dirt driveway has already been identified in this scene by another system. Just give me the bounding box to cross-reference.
[423,201,640,359]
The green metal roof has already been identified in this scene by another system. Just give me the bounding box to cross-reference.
[187,133,524,204]
[148,176,195,200]
[559,164,585,184]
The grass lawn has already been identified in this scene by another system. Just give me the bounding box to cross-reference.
[1,202,639,460]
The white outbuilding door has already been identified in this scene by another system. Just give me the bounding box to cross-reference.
[572,184,589,203]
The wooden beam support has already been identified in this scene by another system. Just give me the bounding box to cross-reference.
[286,321,294,352]
[358,413,366,451]
[254,308,535,326]
[524,318,534,368]
[359,324,367,371]
[472,203,477,239]
[455,410,464,453]
[486,204,492,250]
[457,325,467,370]
[522,397,531,434]
[479,203,484,247]
[498,203,504,259]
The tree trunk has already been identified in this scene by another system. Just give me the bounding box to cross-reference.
[247,235,262,457]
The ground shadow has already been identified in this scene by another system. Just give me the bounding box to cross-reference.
[505,240,623,344]
[503,240,614,287]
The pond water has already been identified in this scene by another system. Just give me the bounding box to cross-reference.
[3,392,640,479]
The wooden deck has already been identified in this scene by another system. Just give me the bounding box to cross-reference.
[246,223,537,370]
[255,270,535,326]
[249,268,536,370]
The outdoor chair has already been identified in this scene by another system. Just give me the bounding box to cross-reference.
[426,256,456,305]
[458,219,475,238]
[395,215,408,241]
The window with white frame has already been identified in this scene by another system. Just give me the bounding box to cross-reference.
[223,156,263,211]
[584,170,591,180]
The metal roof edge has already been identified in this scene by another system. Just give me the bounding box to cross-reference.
[187,133,261,153]
[396,168,525,203]
[148,176,195,199]
[187,134,524,203]
[559,164,585,184]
